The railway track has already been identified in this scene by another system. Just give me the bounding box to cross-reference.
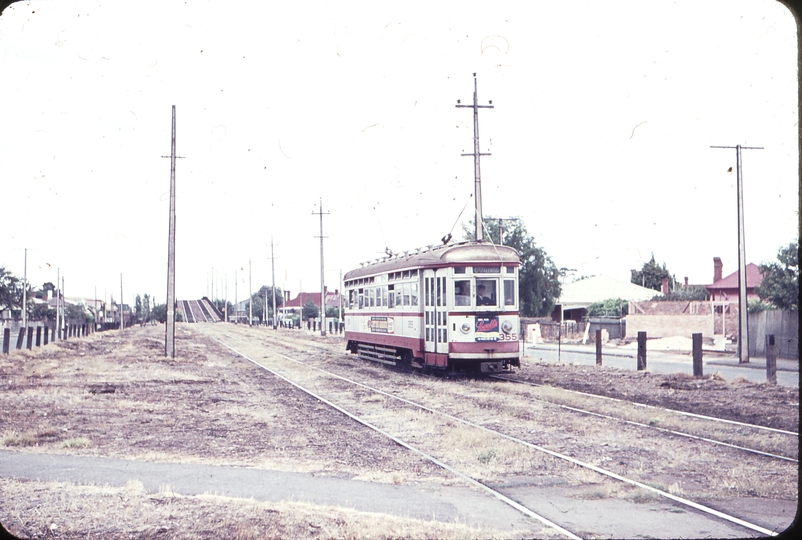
[226,327,798,463]
[202,325,791,537]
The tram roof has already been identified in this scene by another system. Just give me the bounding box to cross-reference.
[344,241,520,281]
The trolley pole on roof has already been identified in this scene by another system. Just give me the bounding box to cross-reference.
[457,73,493,242]
[710,144,763,364]
[313,199,330,336]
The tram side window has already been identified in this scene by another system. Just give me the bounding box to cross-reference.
[476,279,496,306]
[349,290,355,310]
[410,283,419,306]
[358,289,364,309]
[388,285,395,308]
[402,283,411,306]
[504,279,515,306]
[454,280,470,306]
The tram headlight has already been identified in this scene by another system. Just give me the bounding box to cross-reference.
[501,320,513,334]
[460,322,471,334]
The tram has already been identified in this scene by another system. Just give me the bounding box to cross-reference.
[344,241,520,373]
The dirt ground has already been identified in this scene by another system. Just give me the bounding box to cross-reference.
[0,324,798,539]
[511,359,799,433]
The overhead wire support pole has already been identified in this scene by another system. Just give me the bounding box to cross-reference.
[162,104,184,357]
[710,144,763,364]
[271,236,277,330]
[312,199,330,336]
[456,73,493,242]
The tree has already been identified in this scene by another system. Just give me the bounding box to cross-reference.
[652,286,708,301]
[464,217,561,317]
[631,254,671,292]
[302,298,319,320]
[150,304,183,323]
[65,303,90,323]
[135,295,143,323]
[586,298,628,318]
[249,285,284,323]
[0,266,22,312]
[757,242,799,311]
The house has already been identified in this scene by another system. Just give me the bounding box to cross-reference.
[552,275,663,323]
[705,257,763,301]
[279,290,344,324]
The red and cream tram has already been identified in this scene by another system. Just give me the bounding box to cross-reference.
[344,241,520,373]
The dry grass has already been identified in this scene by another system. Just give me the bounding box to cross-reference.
[1,477,526,540]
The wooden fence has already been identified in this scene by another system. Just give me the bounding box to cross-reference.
[1,319,99,354]
[748,310,798,359]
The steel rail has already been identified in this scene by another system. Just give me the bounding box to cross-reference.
[213,337,582,540]
[491,375,798,437]
[221,333,780,537]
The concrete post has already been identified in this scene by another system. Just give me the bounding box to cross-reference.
[35,326,42,347]
[26,327,33,350]
[637,331,647,371]
[692,333,703,378]
[2,328,9,354]
[766,334,777,385]
[595,329,602,366]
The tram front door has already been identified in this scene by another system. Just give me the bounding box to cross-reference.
[423,270,448,368]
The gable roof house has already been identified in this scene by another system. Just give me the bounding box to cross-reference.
[705,257,763,302]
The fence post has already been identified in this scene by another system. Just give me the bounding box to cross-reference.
[595,329,602,366]
[692,333,703,378]
[766,334,777,385]
[43,326,49,346]
[2,328,9,354]
[35,327,42,347]
[16,328,25,350]
[26,327,34,350]
[637,331,647,370]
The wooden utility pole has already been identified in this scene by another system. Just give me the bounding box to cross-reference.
[710,144,763,363]
[22,248,27,330]
[249,259,253,326]
[456,73,493,242]
[312,199,330,336]
[162,105,183,357]
[496,217,518,246]
[271,237,277,329]
[120,273,124,330]
[55,268,60,341]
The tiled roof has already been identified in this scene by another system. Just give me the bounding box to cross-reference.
[707,263,763,290]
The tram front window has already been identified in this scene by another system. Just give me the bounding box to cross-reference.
[504,279,515,306]
[476,279,496,306]
[454,280,470,306]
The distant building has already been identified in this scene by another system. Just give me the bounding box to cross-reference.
[552,275,662,322]
[280,289,343,323]
[705,257,763,301]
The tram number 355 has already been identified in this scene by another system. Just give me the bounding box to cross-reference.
[498,333,518,341]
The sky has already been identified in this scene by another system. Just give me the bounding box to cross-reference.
[0,0,798,306]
